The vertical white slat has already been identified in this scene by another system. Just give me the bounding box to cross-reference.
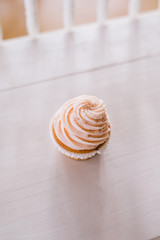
[24,0,39,36]
[0,18,2,40]
[128,0,141,16]
[97,0,108,24]
[63,0,74,30]
[158,0,160,9]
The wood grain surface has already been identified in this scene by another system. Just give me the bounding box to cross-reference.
[0,12,160,91]
[1,12,160,240]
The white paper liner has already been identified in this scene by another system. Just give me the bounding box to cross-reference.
[49,115,109,160]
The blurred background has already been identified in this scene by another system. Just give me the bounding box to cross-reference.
[0,0,158,40]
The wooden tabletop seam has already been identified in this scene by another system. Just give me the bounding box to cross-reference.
[1,53,160,94]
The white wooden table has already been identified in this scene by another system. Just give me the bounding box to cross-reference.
[0,12,160,240]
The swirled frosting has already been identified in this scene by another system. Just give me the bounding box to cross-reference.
[53,95,111,151]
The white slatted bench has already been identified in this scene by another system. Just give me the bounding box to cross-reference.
[0,1,160,240]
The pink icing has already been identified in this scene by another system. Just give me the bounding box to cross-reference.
[53,95,111,150]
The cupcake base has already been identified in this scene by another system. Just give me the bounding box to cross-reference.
[49,116,109,160]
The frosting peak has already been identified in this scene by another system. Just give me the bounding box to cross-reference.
[53,95,111,150]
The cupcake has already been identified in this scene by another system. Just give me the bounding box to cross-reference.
[49,95,111,160]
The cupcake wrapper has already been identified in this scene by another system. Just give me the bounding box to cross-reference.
[49,115,108,160]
